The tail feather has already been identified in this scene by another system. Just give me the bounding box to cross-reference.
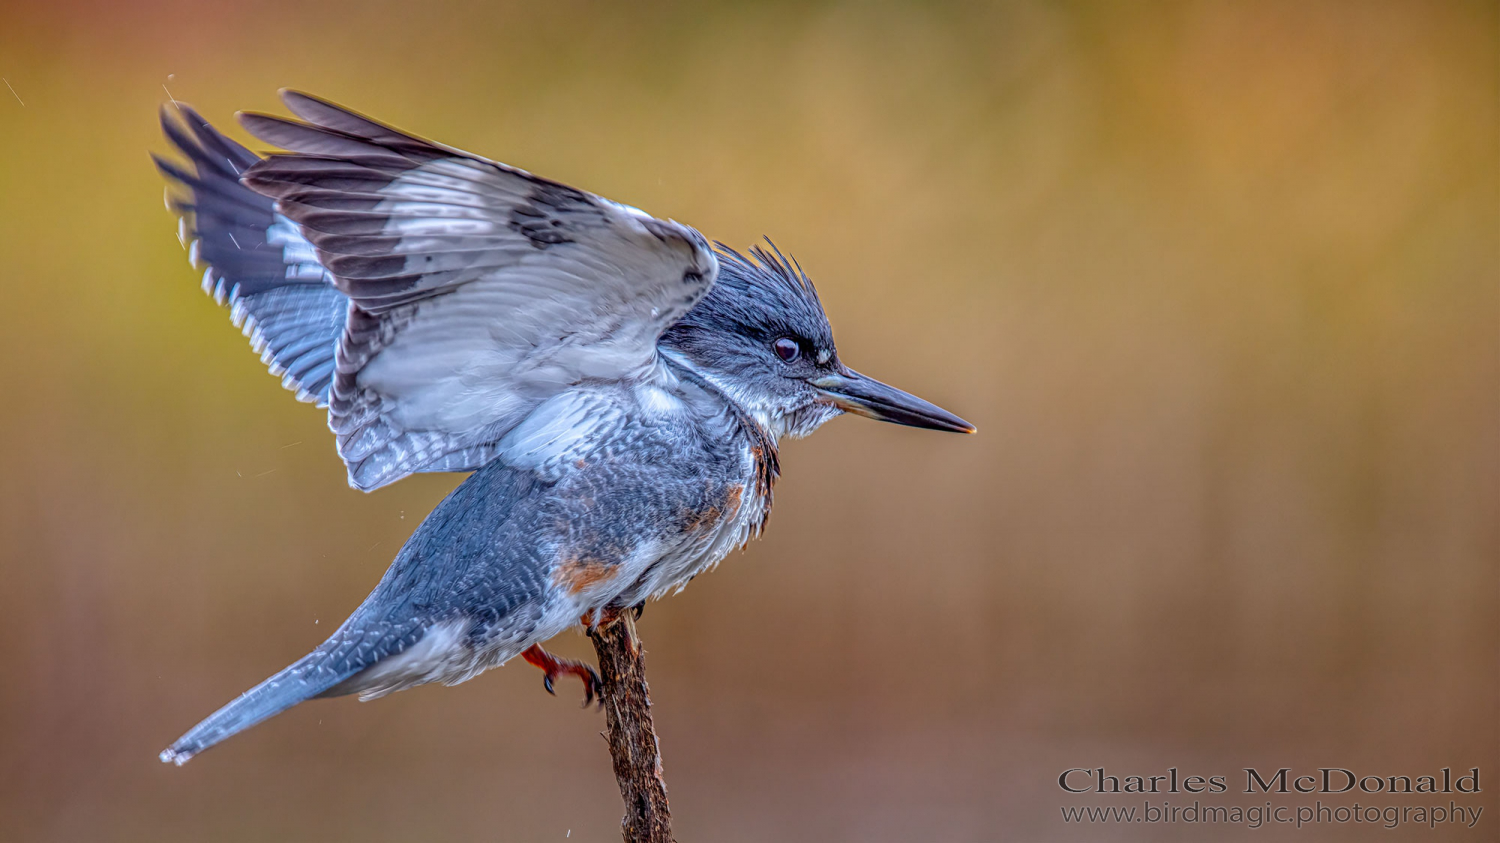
[159,649,359,765]
[161,621,428,764]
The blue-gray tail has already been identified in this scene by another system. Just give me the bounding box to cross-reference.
[159,619,426,764]
[159,648,358,765]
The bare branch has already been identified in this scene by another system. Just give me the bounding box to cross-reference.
[587,614,673,843]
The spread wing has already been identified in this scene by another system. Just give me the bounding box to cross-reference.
[236,91,718,491]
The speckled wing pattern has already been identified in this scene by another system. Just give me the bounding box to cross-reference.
[236,91,719,491]
[156,106,349,406]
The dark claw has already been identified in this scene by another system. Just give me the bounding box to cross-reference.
[631,601,645,620]
[542,674,556,696]
[581,666,602,709]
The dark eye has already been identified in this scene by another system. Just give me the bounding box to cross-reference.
[773,337,801,362]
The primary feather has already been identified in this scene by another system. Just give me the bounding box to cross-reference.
[156,105,348,405]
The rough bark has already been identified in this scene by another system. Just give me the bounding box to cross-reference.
[586,614,673,843]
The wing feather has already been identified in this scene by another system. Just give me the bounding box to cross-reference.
[157,105,348,406]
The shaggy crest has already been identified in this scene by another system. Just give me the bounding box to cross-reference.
[668,239,835,357]
[715,239,823,313]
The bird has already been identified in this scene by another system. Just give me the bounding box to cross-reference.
[153,90,974,765]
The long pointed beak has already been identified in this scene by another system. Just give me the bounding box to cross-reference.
[812,369,975,434]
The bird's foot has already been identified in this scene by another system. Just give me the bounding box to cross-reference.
[520,644,602,708]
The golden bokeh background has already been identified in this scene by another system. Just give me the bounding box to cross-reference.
[0,1,1494,840]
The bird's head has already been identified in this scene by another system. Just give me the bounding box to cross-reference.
[660,243,974,441]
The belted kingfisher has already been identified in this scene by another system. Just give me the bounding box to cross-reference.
[154,91,973,764]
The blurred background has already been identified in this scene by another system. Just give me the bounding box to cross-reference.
[0,1,1494,840]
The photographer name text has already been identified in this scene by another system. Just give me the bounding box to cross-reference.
[1059,767,1482,795]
